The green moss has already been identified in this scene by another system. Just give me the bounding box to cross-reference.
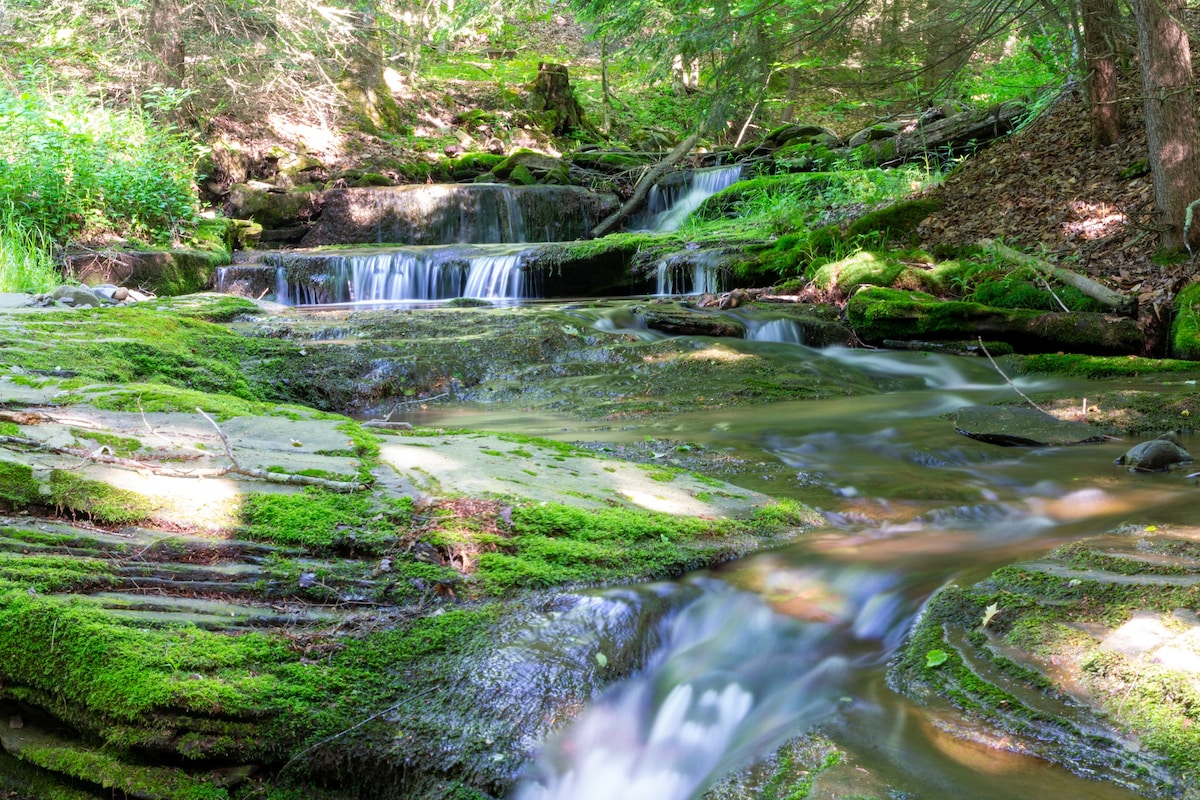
[845,197,942,241]
[1170,281,1200,360]
[1015,353,1200,378]
[0,459,42,507]
[66,383,281,419]
[808,251,905,292]
[22,739,231,800]
[48,471,158,524]
[238,488,398,552]
[69,428,143,457]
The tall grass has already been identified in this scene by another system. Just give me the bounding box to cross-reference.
[0,89,200,246]
[0,208,60,293]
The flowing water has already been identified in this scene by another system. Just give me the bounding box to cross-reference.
[394,312,1199,800]
[254,169,746,305]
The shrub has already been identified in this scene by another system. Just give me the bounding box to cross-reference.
[0,89,200,245]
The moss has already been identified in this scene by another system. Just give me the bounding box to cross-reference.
[21,739,231,800]
[808,251,905,292]
[845,197,943,241]
[1014,353,1200,378]
[0,459,42,507]
[1169,280,1200,360]
[238,487,399,553]
[508,164,536,185]
[69,428,143,457]
[48,471,158,524]
[469,499,816,595]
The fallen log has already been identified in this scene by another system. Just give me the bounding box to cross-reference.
[846,287,1145,354]
[978,238,1136,316]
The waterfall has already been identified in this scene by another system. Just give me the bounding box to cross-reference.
[268,245,538,305]
[654,251,722,296]
[640,166,743,232]
[745,318,805,345]
[301,184,612,247]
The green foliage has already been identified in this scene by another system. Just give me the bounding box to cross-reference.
[951,31,1070,105]
[0,204,60,292]
[844,198,943,241]
[0,89,200,245]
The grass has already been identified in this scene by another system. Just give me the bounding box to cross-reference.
[0,207,60,293]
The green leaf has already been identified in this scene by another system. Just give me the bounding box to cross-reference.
[925,649,949,668]
[595,652,608,668]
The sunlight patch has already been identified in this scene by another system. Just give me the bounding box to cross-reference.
[1062,200,1126,240]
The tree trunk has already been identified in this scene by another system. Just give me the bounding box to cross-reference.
[343,2,404,133]
[1133,0,1200,251]
[978,238,1136,315]
[590,131,701,238]
[145,0,185,90]
[1083,0,1123,147]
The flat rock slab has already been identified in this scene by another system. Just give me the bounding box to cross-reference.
[379,432,771,518]
[954,405,1105,447]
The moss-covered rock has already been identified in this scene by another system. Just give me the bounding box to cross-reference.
[490,149,570,185]
[891,530,1200,796]
[1169,280,1200,360]
[61,250,228,296]
[808,251,907,293]
[845,198,944,241]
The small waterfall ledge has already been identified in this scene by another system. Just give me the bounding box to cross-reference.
[637,165,743,233]
[265,245,544,305]
[300,184,620,247]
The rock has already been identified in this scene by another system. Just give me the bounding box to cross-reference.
[847,122,904,149]
[954,405,1105,447]
[1114,433,1193,472]
[52,285,101,308]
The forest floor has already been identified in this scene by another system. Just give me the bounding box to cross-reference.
[921,16,1200,333]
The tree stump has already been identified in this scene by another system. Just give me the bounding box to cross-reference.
[528,62,588,136]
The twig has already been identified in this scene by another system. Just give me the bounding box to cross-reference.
[977,338,1047,413]
[196,409,368,492]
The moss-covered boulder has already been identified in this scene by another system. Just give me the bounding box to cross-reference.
[1170,280,1200,360]
[223,183,323,231]
[892,530,1200,796]
[490,148,571,185]
[845,198,944,241]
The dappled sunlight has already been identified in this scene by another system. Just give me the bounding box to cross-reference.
[266,113,344,160]
[97,469,245,531]
[687,346,751,363]
[1062,200,1127,240]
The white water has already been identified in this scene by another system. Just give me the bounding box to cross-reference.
[641,166,744,232]
[397,312,1194,800]
[654,253,722,296]
[514,572,914,800]
[271,244,537,304]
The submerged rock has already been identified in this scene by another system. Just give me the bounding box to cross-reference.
[1114,432,1193,472]
[954,405,1105,447]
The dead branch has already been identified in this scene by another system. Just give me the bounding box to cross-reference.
[196,409,368,492]
[979,238,1137,316]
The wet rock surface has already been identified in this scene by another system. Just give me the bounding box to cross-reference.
[954,404,1106,447]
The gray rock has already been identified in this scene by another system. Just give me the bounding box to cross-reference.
[954,405,1105,447]
[1114,433,1193,472]
[52,285,101,307]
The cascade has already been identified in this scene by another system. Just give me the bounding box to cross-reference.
[301,183,611,247]
[654,250,722,296]
[639,165,743,232]
[745,317,805,344]
[268,244,539,305]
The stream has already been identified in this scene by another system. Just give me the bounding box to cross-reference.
[395,321,1198,800]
